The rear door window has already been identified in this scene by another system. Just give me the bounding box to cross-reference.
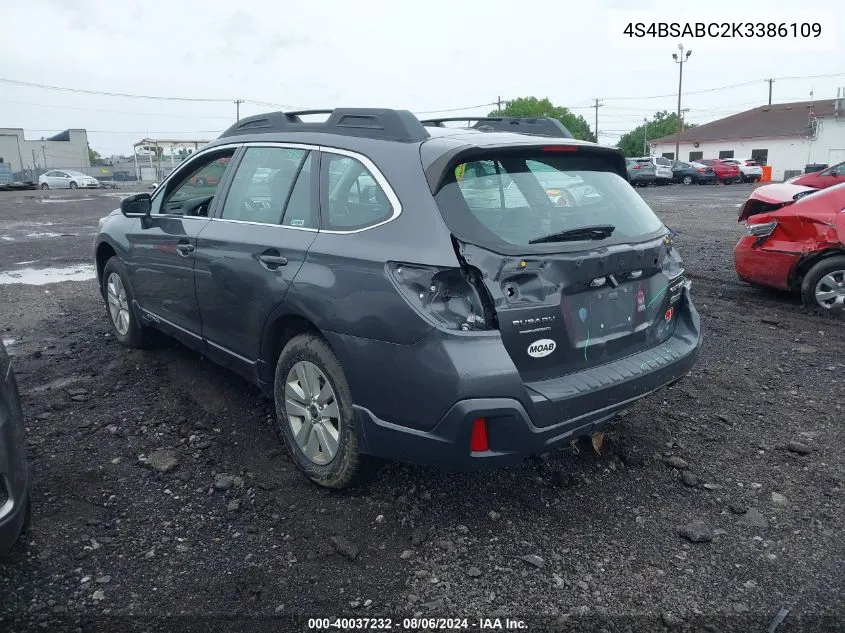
[320,153,395,231]
[435,151,665,252]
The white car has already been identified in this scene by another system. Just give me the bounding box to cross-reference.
[722,158,763,183]
[38,170,100,190]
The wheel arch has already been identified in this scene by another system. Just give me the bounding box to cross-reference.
[789,248,845,290]
[95,240,118,288]
[258,310,327,391]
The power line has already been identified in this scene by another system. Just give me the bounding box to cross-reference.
[0,98,233,120]
[0,77,232,102]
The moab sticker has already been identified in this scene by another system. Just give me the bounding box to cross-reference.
[527,339,556,358]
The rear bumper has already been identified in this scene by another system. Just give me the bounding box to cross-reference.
[353,294,702,470]
[733,236,798,290]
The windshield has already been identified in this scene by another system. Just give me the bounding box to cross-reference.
[434,151,665,253]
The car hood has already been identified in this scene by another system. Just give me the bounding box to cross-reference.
[737,183,818,221]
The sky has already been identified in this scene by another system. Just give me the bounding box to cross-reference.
[0,0,842,156]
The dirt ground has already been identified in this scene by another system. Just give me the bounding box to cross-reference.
[0,185,842,633]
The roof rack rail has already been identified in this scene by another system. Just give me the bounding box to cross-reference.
[419,116,574,139]
[219,108,431,143]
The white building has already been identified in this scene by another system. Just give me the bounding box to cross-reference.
[0,128,90,175]
[650,98,845,181]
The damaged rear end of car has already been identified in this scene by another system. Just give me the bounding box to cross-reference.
[734,183,845,295]
[361,135,702,468]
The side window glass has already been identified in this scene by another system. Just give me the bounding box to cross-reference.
[160,152,235,216]
[281,154,315,228]
[220,147,309,224]
[322,154,394,230]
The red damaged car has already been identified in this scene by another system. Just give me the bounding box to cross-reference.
[734,182,845,312]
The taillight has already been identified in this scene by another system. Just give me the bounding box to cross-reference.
[633,165,642,170]
[696,167,705,173]
[746,221,777,237]
[387,262,494,331]
[470,418,489,452]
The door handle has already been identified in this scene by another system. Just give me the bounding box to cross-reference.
[259,254,288,269]
[176,242,195,257]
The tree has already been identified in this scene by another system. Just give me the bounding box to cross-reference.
[489,97,595,142]
[87,144,101,165]
[616,111,697,158]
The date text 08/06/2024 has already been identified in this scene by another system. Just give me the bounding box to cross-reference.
[623,22,821,38]
[307,618,528,630]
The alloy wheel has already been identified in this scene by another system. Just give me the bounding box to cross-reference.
[814,270,845,310]
[284,361,341,465]
[106,272,131,335]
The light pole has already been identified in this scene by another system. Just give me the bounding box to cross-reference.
[672,44,692,161]
[643,117,648,155]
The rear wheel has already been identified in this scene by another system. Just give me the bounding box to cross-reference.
[274,334,363,489]
[40,183,49,190]
[682,175,693,185]
[802,257,845,313]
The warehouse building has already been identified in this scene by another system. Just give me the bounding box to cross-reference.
[650,96,845,181]
[0,128,90,177]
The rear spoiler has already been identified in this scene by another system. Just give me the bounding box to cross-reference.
[424,143,629,194]
[420,116,574,139]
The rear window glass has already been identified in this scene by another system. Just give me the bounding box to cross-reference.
[435,152,665,253]
[655,157,671,166]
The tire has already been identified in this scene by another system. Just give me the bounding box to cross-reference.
[274,334,363,489]
[101,257,152,348]
[69,181,78,189]
[682,175,693,185]
[40,183,49,190]
[801,256,845,314]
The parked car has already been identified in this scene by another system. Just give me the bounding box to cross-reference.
[734,182,845,312]
[785,160,845,189]
[38,170,100,190]
[0,340,31,553]
[722,158,763,183]
[630,156,672,185]
[94,109,702,488]
[671,160,715,185]
[697,159,741,184]
[626,157,657,186]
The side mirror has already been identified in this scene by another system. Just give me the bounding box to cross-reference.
[121,193,152,218]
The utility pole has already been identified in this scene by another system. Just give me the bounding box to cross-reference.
[234,99,244,121]
[592,98,603,142]
[643,118,648,155]
[672,44,692,161]
[765,78,775,105]
[497,95,502,114]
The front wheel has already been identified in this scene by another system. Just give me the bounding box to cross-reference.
[802,256,845,313]
[101,257,152,347]
[69,181,78,189]
[274,334,363,489]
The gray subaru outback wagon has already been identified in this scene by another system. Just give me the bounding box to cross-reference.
[94,109,701,488]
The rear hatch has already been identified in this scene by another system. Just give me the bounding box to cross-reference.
[430,145,685,385]
[631,159,656,176]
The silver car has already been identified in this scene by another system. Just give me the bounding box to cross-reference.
[38,170,100,190]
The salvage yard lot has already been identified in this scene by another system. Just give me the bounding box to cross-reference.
[1,186,843,631]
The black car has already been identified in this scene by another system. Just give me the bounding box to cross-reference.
[0,340,30,552]
[94,109,702,488]
[671,161,715,185]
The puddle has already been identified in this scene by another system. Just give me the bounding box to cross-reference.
[25,232,64,238]
[39,197,94,204]
[0,264,96,285]
[101,192,146,198]
[14,260,38,265]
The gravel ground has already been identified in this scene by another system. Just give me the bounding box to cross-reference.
[0,185,843,633]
